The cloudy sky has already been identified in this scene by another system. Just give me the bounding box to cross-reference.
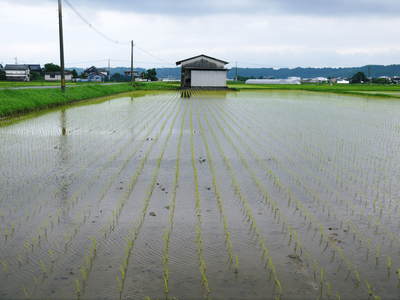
[1,0,400,69]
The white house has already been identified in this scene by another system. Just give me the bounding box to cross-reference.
[176,55,228,88]
[45,72,73,81]
[5,64,30,81]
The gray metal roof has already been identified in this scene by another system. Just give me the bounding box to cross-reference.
[176,54,229,66]
[5,64,29,70]
[28,64,42,71]
[45,71,72,75]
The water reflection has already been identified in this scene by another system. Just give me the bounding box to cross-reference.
[180,89,229,99]
[180,90,192,98]
[57,109,71,211]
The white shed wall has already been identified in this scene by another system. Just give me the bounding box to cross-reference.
[191,70,227,87]
[45,74,73,81]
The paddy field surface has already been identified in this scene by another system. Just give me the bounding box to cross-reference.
[1,90,400,300]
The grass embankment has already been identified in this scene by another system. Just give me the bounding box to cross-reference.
[0,81,79,87]
[228,82,400,98]
[0,82,179,118]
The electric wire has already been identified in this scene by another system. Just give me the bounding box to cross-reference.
[63,0,175,66]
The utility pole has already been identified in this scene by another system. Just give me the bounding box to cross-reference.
[235,61,238,81]
[131,41,135,86]
[108,58,111,81]
[58,0,66,92]
[14,57,18,64]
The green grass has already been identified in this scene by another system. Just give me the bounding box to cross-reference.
[0,81,78,87]
[0,82,178,118]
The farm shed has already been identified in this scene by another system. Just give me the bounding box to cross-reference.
[176,55,229,88]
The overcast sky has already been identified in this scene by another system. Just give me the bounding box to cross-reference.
[1,0,400,69]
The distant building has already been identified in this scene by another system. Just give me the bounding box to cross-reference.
[392,76,400,84]
[45,71,73,81]
[83,66,109,82]
[302,77,328,84]
[124,70,139,79]
[337,79,350,84]
[246,77,301,85]
[176,54,229,88]
[5,64,30,81]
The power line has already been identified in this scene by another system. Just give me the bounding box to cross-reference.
[63,0,175,66]
[64,0,128,45]
[135,45,174,65]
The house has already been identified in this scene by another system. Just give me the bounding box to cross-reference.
[392,76,400,84]
[45,71,73,81]
[83,66,109,82]
[176,54,229,88]
[5,64,30,81]
[246,77,301,85]
[88,74,104,82]
[124,70,139,79]
[28,64,42,74]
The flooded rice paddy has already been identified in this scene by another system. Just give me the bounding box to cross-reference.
[1,90,400,300]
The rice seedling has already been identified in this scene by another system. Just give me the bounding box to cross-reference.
[210,101,385,292]
[114,99,182,299]
[204,104,367,298]
[189,106,211,296]
[199,112,283,298]
[0,96,172,247]
[161,103,188,297]
[2,90,400,299]
[197,111,238,272]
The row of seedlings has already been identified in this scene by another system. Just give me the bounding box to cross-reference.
[116,98,184,299]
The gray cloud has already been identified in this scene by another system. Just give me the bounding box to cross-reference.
[10,0,400,16]
[74,0,400,16]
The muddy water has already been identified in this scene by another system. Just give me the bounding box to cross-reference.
[1,90,400,300]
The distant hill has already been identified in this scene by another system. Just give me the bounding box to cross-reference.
[67,64,400,80]
[227,65,400,79]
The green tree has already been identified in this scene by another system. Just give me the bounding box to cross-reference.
[44,63,61,72]
[30,72,43,81]
[0,69,5,81]
[141,69,158,81]
[71,69,78,78]
[147,68,158,81]
[371,77,391,84]
[111,73,127,82]
[350,72,368,84]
